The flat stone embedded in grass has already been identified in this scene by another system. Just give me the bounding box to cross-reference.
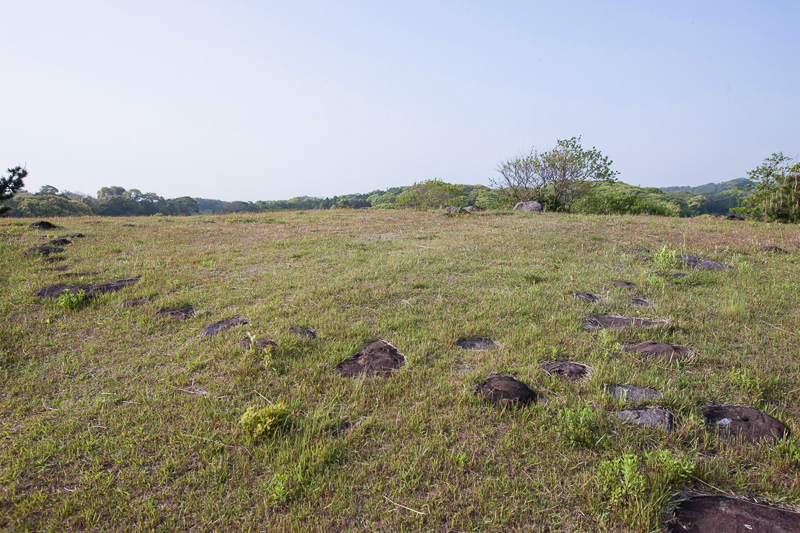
[456,338,498,350]
[65,233,85,239]
[607,384,660,402]
[582,314,667,331]
[540,361,590,381]
[655,272,687,279]
[629,297,652,307]
[703,405,789,442]
[677,254,731,270]
[86,278,140,296]
[612,407,673,431]
[571,291,601,303]
[473,374,538,407]
[155,306,196,319]
[29,220,56,229]
[43,256,66,263]
[335,340,405,377]
[607,280,638,289]
[202,316,249,337]
[669,495,800,532]
[33,283,84,299]
[25,245,65,256]
[623,341,689,362]
[288,327,317,339]
[122,297,153,307]
[243,336,278,351]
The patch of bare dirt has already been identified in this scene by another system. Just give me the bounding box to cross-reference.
[624,341,690,362]
[669,495,800,532]
[335,340,405,377]
[540,361,590,381]
[473,374,537,407]
[703,405,789,442]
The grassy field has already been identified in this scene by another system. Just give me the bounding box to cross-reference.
[2,210,800,532]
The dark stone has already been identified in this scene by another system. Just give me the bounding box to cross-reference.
[540,361,590,381]
[457,337,498,350]
[607,280,638,289]
[473,374,537,407]
[201,316,249,337]
[288,327,317,339]
[724,214,745,220]
[630,298,652,307]
[758,245,788,253]
[66,233,85,239]
[655,272,688,279]
[33,284,84,299]
[582,314,666,331]
[444,206,468,214]
[122,223,136,227]
[335,340,405,377]
[669,495,800,532]
[86,278,139,296]
[155,306,195,319]
[571,291,601,303]
[122,297,153,307]
[613,407,673,431]
[513,201,543,212]
[243,336,278,351]
[25,246,65,256]
[624,341,690,362]
[46,238,72,246]
[703,405,790,442]
[29,220,56,229]
[43,256,66,263]
[677,254,732,270]
[607,384,660,402]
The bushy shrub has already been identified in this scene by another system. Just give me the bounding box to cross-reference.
[240,402,289,441]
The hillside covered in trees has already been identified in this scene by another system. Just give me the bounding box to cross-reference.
[2,179,752,218]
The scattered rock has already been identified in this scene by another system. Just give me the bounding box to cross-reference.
[444,206,468,214]
[630,297,652,307]
[655,272,687,279]
[607,384,660,402]
[65,233,85,239]
[43,256,66,263]
[25,246,65,256]
[87,278,140,295]
[758,245,788,253]
[122,223,136,227]
[122,297,153,307]
[582,314,667,331]
[49,265,70,272]
[624,341,690,362]
[669,495,800,532]
[724,214,745,221]
[463,206,484,213]
[540,361,590,381]
[288,327,317,339]
[33,283,84,299]
[473,374,538,407]
[607,280,638,289]
[703,405,789,442]
[513,201,543,212]
[60,271,101,278]
[571,291,601,303]
[46,238,72,246]
[243,336,278,351]
[613,407,673,431]
[335,340,405,377]
[457,337,499,350]
[621,248,651,254]
[677,255,732,270]
[155,306,195,319]
[202,316,249,337]
[29,220,56,229]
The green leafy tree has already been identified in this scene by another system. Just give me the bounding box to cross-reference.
[395,179,465,209]
[492,136,619,211]
[36,185,60,196]
[97,186,126,198]
[736,152,800,222]
[1,166,27,216]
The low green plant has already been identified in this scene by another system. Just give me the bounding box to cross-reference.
[652,246,679,270]
[240,402,289,441]
[558,406,607,449]
[598,453,646,505]
[57,288,88,310]
[730,367,763,404]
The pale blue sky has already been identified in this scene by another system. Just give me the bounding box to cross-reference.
[2,1,798,201]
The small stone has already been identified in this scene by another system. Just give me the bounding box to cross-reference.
[155,306,195,319]
[202,316,249,337]
[25,246,65,256]
[571,291,601,303]
[513,201,543,212]
[703,405,789,442]
[29,220,56,229]
[540,361,590,381]
[758,245,788,253]
[607,280,638,289]
[582,315,667,331]
[623,341,690,362]
[456,338,498,350]
[607,384,660,402]
[613,407,673,431]
[630,297,652,307]
[677,254,731,270]
[335,340,405,377]
[473,374,538,407]
[46,238,72,246]
[288,327,317,339]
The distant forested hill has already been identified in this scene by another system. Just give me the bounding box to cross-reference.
[661,178,753,194]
